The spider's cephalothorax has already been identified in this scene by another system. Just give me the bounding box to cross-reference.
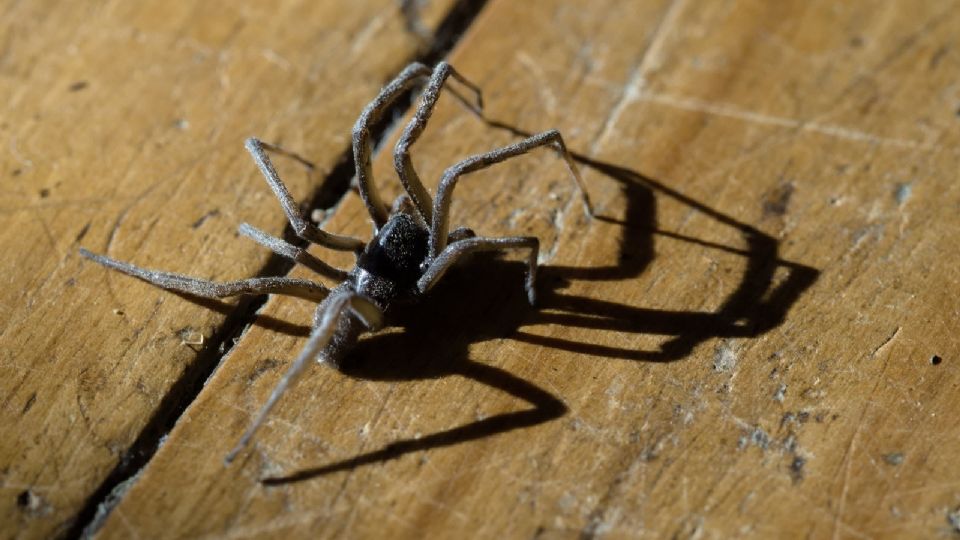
[80,61,592,464]
[357,210,430,294]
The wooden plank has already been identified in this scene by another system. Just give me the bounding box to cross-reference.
[89,0,960,537]
[0,0,463,537]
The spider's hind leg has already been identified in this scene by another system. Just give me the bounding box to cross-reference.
[80,249,330,302]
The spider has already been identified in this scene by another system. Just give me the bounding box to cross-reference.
[80,61,592,465]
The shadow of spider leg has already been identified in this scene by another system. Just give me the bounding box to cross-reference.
[260,356,566,484]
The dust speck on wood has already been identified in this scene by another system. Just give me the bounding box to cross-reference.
[882,452,904,466]
[773,384,787,402]
[948,506,960,534]
[713,341,737,373]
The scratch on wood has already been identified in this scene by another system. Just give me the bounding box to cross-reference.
[350,11,389,56]
[260,48,292,72]
[591,0,688,151]
[516,51,558,116]
[832,422,860,539]
[870,326,901,358]
[831,355,889,540]
[634,92,940,151]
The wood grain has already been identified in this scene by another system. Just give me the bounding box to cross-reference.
[0,1,461,537]
[100,0,960,537]
[8,0,960,538]
[98,0,960,537]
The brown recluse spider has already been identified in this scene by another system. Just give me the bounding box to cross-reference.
[80,61,593,465]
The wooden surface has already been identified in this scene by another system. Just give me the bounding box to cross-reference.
[0,1,460,537]
[4,0,960,538]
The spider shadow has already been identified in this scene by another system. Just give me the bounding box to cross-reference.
[261,148,819,484]
[522,154,820,361]
[263,258,566,483]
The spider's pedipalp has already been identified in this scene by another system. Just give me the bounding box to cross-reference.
[80,248,330,302]
[245,138,365,253]
[419,235,540,305]
[394,61,484,223]
[428,130,592,259]
[224,291,383,465]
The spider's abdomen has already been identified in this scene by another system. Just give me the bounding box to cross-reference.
[357,212,429,288]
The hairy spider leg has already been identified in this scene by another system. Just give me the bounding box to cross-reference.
[419,235,540,305]
[245,138,365,252]
[224,291,383,464]
[394,61,484,223]
[238,223,349,281]
[353,63,432,227]
[353,62,483,228]
[428,129,593,259]
[79,248,330,302]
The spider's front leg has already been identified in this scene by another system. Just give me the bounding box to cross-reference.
[224,291,383,465]
[353,62,483,229]
[237,223,349,281]
[393,61,484,223]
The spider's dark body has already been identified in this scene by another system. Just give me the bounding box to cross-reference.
[80,61,590,463]
[357,211,430,293]
[322,210,436,367]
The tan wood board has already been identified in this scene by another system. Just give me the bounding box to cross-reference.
[83,0,960,537]
[103,0,960,537]
[11,0,959,537]
[0,1,462,537]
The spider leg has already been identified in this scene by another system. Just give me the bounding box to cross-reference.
[354,62,483,228]
[245,138,365,252]
[353,63,432,227]
[419,236,540,305]
[448,226,476,243]
[394,61,484,223]
[238,223,349,281]
[224,291,383,464]
[429,129,593,259]
[80,248,330,302]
